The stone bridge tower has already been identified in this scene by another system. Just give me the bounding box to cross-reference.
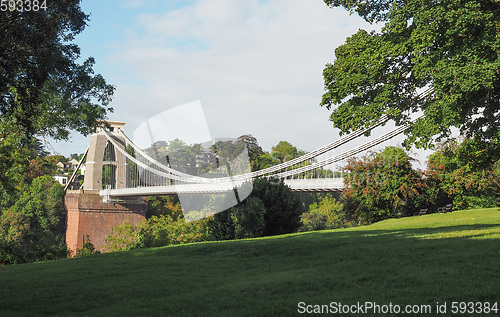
[84,121,127,191]
[65,121,146,255]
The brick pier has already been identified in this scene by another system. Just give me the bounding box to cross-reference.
[65,190,146,254]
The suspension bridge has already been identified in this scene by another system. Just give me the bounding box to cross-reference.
[65,114,423,201]
[63,103,426,252]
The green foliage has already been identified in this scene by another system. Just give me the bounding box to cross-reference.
[231,197,266,239]
[0,176,67,264]
[237,134,265,171]
[299,212,329,231]
[300,194,346,231]
[0,128,30,210]
[162,139,200,175]
[208,178,305,240]
[0,2,115,142]
[104,215,211,252]
[143,137,252,177]
[426,138,500,209]
[138,217,173,248]
[251,177,305,236]
[489,159,500,190]
[146,195,183,219]
[76,236,100,257]
[250,140,305,171]
[104,222,142,252]
[208,209,236,241]
[271,141,299,163]
[0,1,114,215]
[254,152,281,170]
[343,147,425,224]
[162,217,210,245]
[209,197,267,241]
[27,155,57,180]
[211,139,246,163]
[0,210,30,264]
[322,0,500,148]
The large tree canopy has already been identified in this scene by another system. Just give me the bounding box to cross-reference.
[0,0,114,207]
[0,0,114,143]
[321,0,500,148]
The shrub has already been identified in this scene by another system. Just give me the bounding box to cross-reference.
[76,236,100,257]
[104,215,210,252]
[426,139,500,210]
[300,212,328,231]
[208,178,305,240]
[231,197,266,239]
[104,222,143,252]
[300,194,346,231]
[0,176,67,264]
[252,177,304,236]
[342,147,425,224]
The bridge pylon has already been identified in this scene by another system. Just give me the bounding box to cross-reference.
[65,121,146,255]
[84,121,127,191]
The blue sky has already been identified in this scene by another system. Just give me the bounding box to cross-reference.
[50,0,432,166]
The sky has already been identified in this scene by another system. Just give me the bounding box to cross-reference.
[49,0,430,167]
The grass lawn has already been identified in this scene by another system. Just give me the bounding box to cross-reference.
[0,208,499,316]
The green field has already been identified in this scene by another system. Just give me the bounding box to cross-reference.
[1,208,499,316]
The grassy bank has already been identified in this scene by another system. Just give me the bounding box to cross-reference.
[0,208,499,316]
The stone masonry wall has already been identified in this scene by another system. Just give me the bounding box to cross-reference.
[65,190,146,254]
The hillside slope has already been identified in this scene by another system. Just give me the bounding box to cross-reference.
[0,208,499,316]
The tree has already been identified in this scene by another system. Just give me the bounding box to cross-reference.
[342,147,425,224]
[103,222,142,252]
[489,159,500,190]
[0,210,30,264]
[0,132,30,210]
[0,1,114,208]
[321,0,500,148]
[300,194,346,231]
[166,139,200,174]
[209,197,266,240]
[426,138,500,209]
[271,141,299,163]
[251,177,305,236]
[0,1,114,141]
[230,197,266,239]
[209,178,305,239]
[254,152,281,171]
[0,176,67,264]
[237,134,265,171]
[147,195,183,219]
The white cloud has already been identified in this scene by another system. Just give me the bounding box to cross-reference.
[104,0,381,153]
[51,0,389,159]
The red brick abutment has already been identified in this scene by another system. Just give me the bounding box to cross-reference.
[64,190,147,255]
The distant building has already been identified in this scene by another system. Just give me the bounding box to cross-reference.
[53,174,69,186]
[57,158,81,171]
[195,148,217,167]
[68,158,79,169]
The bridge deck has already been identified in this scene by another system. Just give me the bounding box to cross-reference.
[99,178,344,198]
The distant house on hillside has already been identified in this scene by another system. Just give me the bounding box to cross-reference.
[68,158,79,169]
[195,148,217,167]
[53,174,69,186]
[57,158,80,171]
